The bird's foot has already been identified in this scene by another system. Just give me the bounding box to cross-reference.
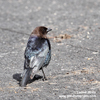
[42,77,47,81]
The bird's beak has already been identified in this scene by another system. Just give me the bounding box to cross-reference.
[47,28,52,32]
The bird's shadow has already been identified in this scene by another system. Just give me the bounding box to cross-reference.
[13,73,43,85]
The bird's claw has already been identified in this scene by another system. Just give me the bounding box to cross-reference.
[42,77,47,81]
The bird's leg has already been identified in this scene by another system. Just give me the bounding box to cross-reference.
[41,67,47,81]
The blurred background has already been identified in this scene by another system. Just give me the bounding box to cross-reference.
[1,0,100,35]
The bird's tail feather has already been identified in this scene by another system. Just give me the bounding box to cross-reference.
[20,68,32,87]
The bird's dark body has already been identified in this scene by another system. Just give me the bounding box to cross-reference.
[24,35,51,70]
[20,26,52,87]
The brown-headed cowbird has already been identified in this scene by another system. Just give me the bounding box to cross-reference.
[21,26,52,86]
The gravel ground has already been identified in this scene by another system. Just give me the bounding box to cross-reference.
[0,0,100,100]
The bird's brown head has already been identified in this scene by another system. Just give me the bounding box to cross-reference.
[31,26,52,38]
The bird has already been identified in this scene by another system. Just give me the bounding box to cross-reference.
[23,26,52,81]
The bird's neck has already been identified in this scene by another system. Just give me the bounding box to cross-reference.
[30,34,47,39]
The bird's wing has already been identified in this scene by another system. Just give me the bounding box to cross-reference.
[25,37,49,70]
[42,49,51,67]
[30,46,49,69]
[24,37,42,59]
